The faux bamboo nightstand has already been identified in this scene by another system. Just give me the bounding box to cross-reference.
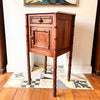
[25,12,75,97]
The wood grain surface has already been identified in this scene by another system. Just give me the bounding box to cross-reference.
[0,73,100,100]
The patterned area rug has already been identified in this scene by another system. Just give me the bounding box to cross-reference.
[4,65,93,89]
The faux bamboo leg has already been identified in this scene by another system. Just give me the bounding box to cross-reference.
[44,56,47,74]
[68,51,72,81]
[68,17,75,81]
[53,58,57,97]
[25,14,31,84]
[27,50,31,84]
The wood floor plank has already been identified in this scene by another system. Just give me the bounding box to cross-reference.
[0,73,100,100]
[0,73,9,82]
[0,75,2,78]
[57,89,65,100]
[72,90,91,100]
[0,87,3,93]
[0,73,12,81]
[0,88,17,100]
[85,74,100,89]
[13,88,26,100]
[92,76,100,89]
[22,88,33,100]
[48,89,57,100]
[40,88,49,100]
[85,74,95,77]
[94,90,100,98]
[87,90,100,100]
[64,89,74,100]
[31,88,41,100]
[0,73,12,87]
[85,74,99,89]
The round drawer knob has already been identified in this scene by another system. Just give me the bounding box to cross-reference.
[39,18,43,23]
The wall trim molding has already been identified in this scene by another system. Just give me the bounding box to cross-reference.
[71,65,92,74]
[7,64,34,72]
[7,64,92,74]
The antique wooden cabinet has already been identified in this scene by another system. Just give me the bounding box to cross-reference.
[25,12,75,97]
[0,0,7,74]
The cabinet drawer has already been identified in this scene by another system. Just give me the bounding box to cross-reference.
[30,16,53,24]
[30,27,51,50]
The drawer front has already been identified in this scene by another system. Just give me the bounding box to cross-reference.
[30,16,53,24]
[30,27,51,50]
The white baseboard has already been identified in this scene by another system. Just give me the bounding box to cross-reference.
[7,64,34,73]
[7,64,92,74]
[7,65,27,72]
[72,66,92,74]
[66,65,92,74]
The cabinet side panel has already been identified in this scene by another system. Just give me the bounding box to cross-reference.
[56,14,73,56]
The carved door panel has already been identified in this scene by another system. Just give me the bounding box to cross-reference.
[30,27,51,51]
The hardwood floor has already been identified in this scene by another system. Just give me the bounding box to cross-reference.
[0,73,100,100]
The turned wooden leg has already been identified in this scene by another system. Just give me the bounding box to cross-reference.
[53,58,57,97]
[44,56,47,74]
[68,51,72,81]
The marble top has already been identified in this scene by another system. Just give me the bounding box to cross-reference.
[26,11,76,15]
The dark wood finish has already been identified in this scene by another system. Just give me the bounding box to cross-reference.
[25,15,31,84]
[0,0,7,74]
[68,51,72,81]
[0,73,100,100]
[25,12,75,96]
[91,0,100,75]
[30,27,51,50]
[68,16,75,81]
[44,56,47,74]
[53,58,57,97]
[30,16,53,24]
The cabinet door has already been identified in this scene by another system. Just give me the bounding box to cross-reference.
[30,27,51,51]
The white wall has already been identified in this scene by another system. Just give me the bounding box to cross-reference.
[3,0,98,73]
